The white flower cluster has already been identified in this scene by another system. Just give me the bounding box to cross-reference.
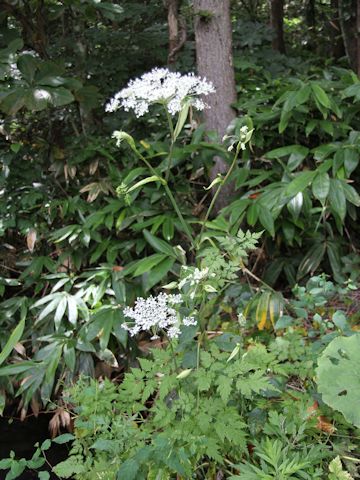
[106,67,215,117]
[122,292,196,339]
[178,267,214,289]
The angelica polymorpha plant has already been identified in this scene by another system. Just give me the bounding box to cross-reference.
[107,68,216,248]
[107,68,254,252]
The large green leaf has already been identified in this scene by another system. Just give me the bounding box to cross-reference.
[17,54,38,83]
[312,172,330,203]
[258,206,275,237]
[329,179,347,222]
[285,171,316,196]
[297,242,326,280]
[311,83,331,108]
[316,334,360,428]
[143,230,177,259]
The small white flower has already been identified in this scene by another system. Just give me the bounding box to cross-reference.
[168,326,181,339]
[237,312,246,327]
[122,292,182,338]
[106,67,215,117]
[183,316,197,326]
[178,267,210,289]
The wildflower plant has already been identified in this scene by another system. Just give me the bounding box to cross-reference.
[107,67,253,249]
[106,67,215,117]
[122,292,196,340]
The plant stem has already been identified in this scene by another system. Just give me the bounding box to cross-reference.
[198,146,241,247]
[165,108,175,182]
[196,332,201,411]
[130,144,195,248]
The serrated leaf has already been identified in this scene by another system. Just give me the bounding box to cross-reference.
[328,456,354,479]
[217,375,232,403]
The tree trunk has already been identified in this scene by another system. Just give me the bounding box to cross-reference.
[305,0,315,27]
[357,0,360,76]
[269,0,286,54]
[338,0,357,71]
[165,0,186,64]
[330,0,346,59]
[194,0,237,212]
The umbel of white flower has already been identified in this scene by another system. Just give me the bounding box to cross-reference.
[106,67,215,117]
[122,292,196,340]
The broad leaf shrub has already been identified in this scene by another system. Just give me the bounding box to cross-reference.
[222,65,360,286]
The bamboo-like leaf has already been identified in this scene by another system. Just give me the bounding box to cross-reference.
[256,291,271,331]
[0,318,25,366]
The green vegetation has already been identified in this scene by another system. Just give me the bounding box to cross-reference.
[1,0,360,478]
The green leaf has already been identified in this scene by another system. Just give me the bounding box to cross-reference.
[162,217,174,241]
[0,318,25,366]
[67,296,78,326]
[143,230,177,258]
[341,182,360,206]
[328,456,354,479]
[329,179,347,222]
[258,206,275,237]
[246,203,259,226]
[53,458,86,478]
[17,54,38,83]
[173,101,190,141]
[117,459,140,480]
[312,172,330,203]
[38,472,50,480]
[311,83,331,108]
[285,171,316,196]
[132,254,167,277]
[297,243,326,280]
[287,192,303,219]
[317,334,360,428]
[127,175,165,193]
[295,85,311,104]
[217,375,232,403]
[144,256,175,292]
[344,149,359,177]
[54,296,67,330]
[265,144,308,161]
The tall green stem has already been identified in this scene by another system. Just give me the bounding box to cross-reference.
[198,146,241,247]
[165,108,175,182]
[129,144,195,249]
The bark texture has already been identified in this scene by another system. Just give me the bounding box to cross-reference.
[194,0,237,211]
[330,0,346,60]
[338,0,357,72]
[269,0,286,54]
[164,0,186,64]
